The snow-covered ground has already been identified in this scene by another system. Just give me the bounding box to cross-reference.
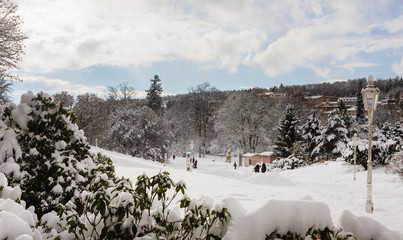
[91,147,403,238]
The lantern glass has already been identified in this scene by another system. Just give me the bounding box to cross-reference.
[362,87,380,111]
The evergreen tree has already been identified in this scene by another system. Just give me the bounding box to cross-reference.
[356,79,365,123]
[146,74,163,114]
[274,105,301,158]
[291,141,307,162]
[313,110,349,160]
[337,100,354,137]
[301,112,323,161]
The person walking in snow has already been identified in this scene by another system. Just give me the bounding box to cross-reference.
[233,162,237,169]
[261,163,267,173]
[254,164,260,173]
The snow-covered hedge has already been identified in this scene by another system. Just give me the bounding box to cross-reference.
[267,156,306,171]
[386,150,403,178]
[40,156,231,239]
[343,138,399,169]
[223,198,402,240]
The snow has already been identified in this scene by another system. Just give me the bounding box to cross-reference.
[0,173,41,239]
[11,103,32,130]
[224,199,333,240]
[91,147,403,239]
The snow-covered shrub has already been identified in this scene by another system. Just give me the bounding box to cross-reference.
[0,92,97,217]
[50,168,231,239]
[224,199,356,240]
[269,156,306,171]
[343,138,399,169]
[339,210,402,240]
[0,172,41,239]
[386,150,403,178]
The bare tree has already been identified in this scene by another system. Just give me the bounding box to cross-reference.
[73,93,108,146]
[213,91,275,153]
[0,0,26,102]
[189,83,221,157]
[53,91,74,109]
[106,81,136,102]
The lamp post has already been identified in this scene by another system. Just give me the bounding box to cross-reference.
[352,133,359,181]
[361,75,380,213]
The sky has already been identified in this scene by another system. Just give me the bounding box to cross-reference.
[10,0,403,102]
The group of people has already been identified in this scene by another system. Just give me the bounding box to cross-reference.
[186,154,198,171]
[254,163,267,173]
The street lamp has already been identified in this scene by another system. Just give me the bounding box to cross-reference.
[353,133,359,181]
[361,75,380,213]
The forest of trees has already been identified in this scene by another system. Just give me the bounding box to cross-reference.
[43,76,402,166]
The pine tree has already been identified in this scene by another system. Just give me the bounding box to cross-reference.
[274,105,301,158]
[313,110,349,160]
[337,100,354,137]
[146,74,163,114]
[301,112,323,161]
[356,79,365,123]
[291,141,307,162]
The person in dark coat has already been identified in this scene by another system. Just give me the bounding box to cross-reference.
[233,162,237,169]
[261,163,267,173]
[254,164,260,173]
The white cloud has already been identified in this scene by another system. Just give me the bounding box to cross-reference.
[16,0,267,74]
[21,75,107,96]
[341,62,380,73]
[393,57,403,76]
[14,0,403,80]
[383,15,403,33]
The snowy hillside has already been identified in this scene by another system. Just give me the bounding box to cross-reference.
[91,147,403,239]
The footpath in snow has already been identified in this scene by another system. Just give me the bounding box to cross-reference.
[91,147,403,239]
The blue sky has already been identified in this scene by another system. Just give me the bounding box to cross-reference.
[11,0,403,101]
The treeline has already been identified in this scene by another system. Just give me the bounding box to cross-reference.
[271,76,403,100]
[51,75,403,161]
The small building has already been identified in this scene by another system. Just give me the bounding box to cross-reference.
[242,152,277,167]
[242,153,261,167]
[261,151,276,164]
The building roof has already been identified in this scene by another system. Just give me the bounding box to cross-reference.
[261,151,275,156]
[242,153,260,157]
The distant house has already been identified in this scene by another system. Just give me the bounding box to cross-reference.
[261,151,276,164]
[242,152,277,167]
[260,92,286,100]
[242,153,261,167]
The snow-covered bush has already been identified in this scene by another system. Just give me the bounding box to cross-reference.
[224,199,355,240]
[386,150,403,178]
[0,172,41,239]
[47,165,231,239]
[268,156,306,171]
[343,138,399,169]
[0,91,97,217]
